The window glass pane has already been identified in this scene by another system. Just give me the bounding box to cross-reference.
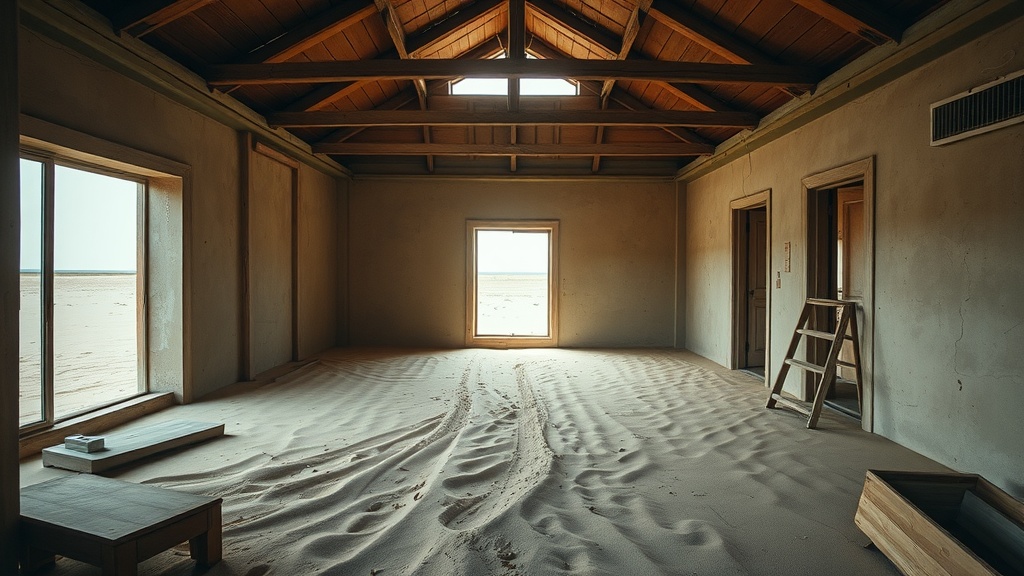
[52,165,140,419]
[19,159,44,426]
[475,230,549,336]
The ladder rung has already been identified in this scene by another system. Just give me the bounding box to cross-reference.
[836,359,857,368]
[797,328,836,341]
[770,394,811,416]
[785,358,826,374]
[805,297,851,307]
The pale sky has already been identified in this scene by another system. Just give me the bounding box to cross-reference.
[20,159,139,272]
[477,230,549,274]
[452,77,578,96]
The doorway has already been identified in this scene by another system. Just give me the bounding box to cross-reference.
[731,190,771,382]
[466,220,559,348]
[804,158,874,428]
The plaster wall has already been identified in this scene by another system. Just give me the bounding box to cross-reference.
[19,27,341,398]
[684,17,1024,495]
[298,164,340,358]
[348,178,676,347]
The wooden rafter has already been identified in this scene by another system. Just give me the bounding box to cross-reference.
[525,5,737,113]
[577,80,711,145]
[595,0,653,171]
[238,0,376,65]
[527,0,621,55]
[374,0,433,170]
[408,0,505,55]
[788,0,903,45]
[648,0,775,65]
[313,142,715,156]
[268,109,759,128]
[207,60,819,88]
[115,0,216,37]
[316,88,421,145]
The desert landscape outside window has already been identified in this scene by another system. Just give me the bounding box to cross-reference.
[467,220,559,348]
[18,156,145,430]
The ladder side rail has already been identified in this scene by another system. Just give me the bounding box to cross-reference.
[766,303,813,408]
[807,304,853,428]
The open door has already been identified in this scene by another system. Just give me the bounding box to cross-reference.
[804,158,874,427]
[731,191,770,380]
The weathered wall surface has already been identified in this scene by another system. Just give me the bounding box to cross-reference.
[348,178,676,347]
[685,17,1024,495]
[19,27,341,398]
[298,164,340,359]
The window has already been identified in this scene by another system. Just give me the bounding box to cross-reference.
[466,220,559,347]
[19,154,146,431]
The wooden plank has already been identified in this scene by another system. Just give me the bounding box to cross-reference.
[269,109,759,127]
[18,392,176,458]
[527,0,621,55]
[237,0,377,64]
[0,0,19,570]
[797,328,837,341]
[207,59,820,87]
[41,420,225,473]
[115,0,218,37]
[788,0,904,45]
[314,142,714,155]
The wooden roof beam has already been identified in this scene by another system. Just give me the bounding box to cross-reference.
[788,0,903,45]
[114,0,216,37]
[374,0,432,170]
[238,0,376,65]
[526,13,737,113]
[314,142,715,156]
[648,0,776,65]
[577,80,711,145]
[269,109,760,128]
[407,0,506,55]
[316,87,421,145]
[207,60,819,88]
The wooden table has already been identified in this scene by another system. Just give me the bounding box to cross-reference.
[20,474,222,575]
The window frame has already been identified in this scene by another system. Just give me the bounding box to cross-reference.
[465,219,559,348]
[18,148,149,433]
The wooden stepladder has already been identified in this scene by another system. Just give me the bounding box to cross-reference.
[766,298,863,429]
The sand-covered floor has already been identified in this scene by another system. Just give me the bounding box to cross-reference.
[20,348,947,575]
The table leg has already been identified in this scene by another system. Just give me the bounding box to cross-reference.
[18,544,55,574]
[189,505,222,567]
[101,543,138,576]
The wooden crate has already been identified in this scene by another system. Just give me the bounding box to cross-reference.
[855,470,1024,576]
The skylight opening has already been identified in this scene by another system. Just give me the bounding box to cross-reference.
[450,54,579,96]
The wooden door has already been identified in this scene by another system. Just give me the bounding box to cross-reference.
[249,151,295,376]
[837,186,864,379]
[746,209,767,367]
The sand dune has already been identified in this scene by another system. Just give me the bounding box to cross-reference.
[19,348,947,575]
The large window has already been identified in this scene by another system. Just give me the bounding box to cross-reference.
[19,154,146,430]
[466,220,559,348]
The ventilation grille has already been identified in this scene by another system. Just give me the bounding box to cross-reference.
[931,69,1024,146]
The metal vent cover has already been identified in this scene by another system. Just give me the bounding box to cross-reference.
[930,69,1024,146]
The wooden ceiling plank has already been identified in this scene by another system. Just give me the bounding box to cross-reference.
[116,0,218,37]
[527,0,620,56]
[283,80,366,111]
[407,0,505,55]
[314,142,715,155]
[207,59,819,88]
[238,0,377,64]
[578,80,709,145]
[647,0,775,65]
[268,108,759,127]
[788,0,903,45]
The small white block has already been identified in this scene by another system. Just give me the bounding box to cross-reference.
[64,434,105,453]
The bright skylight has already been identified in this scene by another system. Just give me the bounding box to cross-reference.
[450,54,579,96]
